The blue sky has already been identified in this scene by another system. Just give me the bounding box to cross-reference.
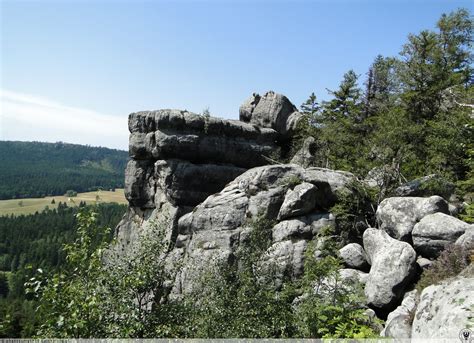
[1,0,472,149]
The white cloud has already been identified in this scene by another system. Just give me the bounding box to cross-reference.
[0,89,129,150]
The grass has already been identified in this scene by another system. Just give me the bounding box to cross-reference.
[0,189,127,217]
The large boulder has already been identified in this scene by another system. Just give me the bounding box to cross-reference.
[272,213,335,242]
[412,212,471,258]
[239,91,302,136]
[412,265,474,339]
[376,196,449,242]
[339,243,369,271]
[363,228,417,316]
[381,290,418,338]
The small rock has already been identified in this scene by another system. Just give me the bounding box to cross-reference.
[290,137,317,168]
[416,257,432,270]
[277,182,318,220]
[339,243,370,271]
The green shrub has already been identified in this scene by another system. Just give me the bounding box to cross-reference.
[294,241,380,338]
[330,180,376,244]
[416,244,472,292]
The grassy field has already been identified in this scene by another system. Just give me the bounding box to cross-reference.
[0,189,128,217]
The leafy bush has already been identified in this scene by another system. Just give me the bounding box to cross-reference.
[416,244,472,292]
[330,181,376,244]
[293,241,380,339]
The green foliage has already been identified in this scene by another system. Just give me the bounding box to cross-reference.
[416,244,472,292]
[65,190,78,197]
[0,272,8,298]
[0,141,127,200]
[293,242,380,338]
[330,181,376,243]
[27,209,173,338]
[0,204,125,337]
[296,8,473,190]
[460,203,474,223]
[0,203,125,273]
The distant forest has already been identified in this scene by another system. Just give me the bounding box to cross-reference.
[0,141,128,199]
[0,203,127,337]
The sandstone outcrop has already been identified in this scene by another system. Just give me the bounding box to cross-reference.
[114,91,472,338]
[173,164,355,293]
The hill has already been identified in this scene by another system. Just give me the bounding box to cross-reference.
[0,141,128,200]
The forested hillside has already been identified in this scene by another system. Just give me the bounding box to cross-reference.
[0,141,128,200]
[0,203,127,337]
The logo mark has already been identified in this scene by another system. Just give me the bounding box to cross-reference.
[460,328,473,342]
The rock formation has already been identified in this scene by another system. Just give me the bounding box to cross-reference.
[115,91,473,339]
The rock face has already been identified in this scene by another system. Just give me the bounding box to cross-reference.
[376,196,449,242]
[363,228,417,316]
[412,212,471,258]
[456,225,474,248]
[412,265,474,339]
[116,92,359,297]
[239,91,302,136]
[115,91,470,333]
[173,164,355,293]
[381,290,418,338]
[117,104,286,252]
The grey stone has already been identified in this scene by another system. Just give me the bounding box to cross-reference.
[416,257,432,270]
[303,167,356,210]
[376,196,449,242]
[381,290,418,338]
[260,239,308,287]
[339,243,369,271]
[339,268,369,285]
[277,182,318,220]
[239,91,301,135]
[124,159,156,208]
[129,109,280,169]
[393,174,455,199]
[272,213,335,242]
[290,137,317,168]
[412,212,471,258]
[154,159,245,207]
[412,265,474,339]
[363,228,417,315]
[455,225,474,248]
